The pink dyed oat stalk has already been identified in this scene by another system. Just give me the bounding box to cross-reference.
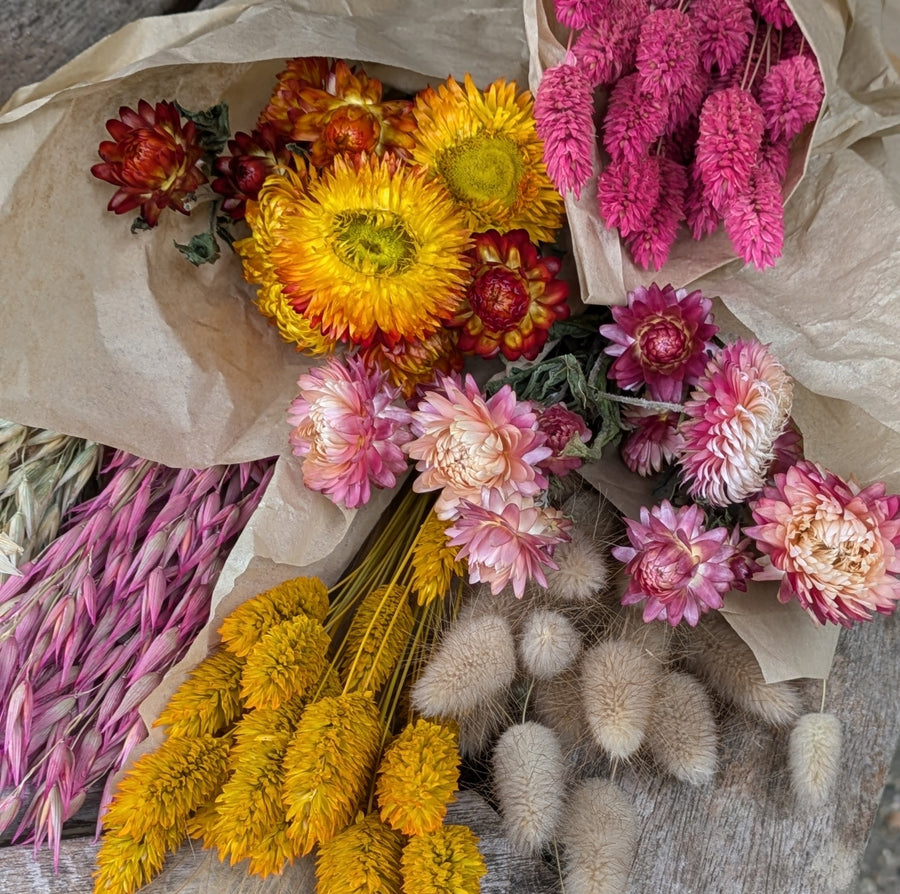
[0,450,273,866]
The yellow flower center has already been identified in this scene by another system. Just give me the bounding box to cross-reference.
[438,134,523,207]
[333,210,416,276]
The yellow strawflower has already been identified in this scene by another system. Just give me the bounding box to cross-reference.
[316,812,404,894]
[255,154,472,346]
[282,692,382,855]
[410,511,465,605]
[376,719,460,836]
[153,648,245,738]
[240,613,331,710]
[400,825,487,894]
[412,74,564,243]
[218,576,330,657]
[102,734,231,842]
[341,584,414,693]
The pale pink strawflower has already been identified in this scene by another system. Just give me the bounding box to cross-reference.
[679,339,793,507]
[602,74,669,164]
[747,461,900,627]
[446,489,571,599]
[723,167,785,270]
[620,407,684,476]
[574,1,645,87]
[612,500,737,626]
[623,156,687,270]
[405,374,550,520]
[535,404,592,477]
[535,58,597,200]
[769,420,804,476]
[752,0,795,29]
[690,0,755,75]
[600,282,718,403]
[635,8,700,100]
[597,155,662,237]
[695,86,766,214]
[758,55,825,143]
[287,355,413,509]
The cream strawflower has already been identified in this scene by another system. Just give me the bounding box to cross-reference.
[747,460,900,627]
[678,339,792,507]
[405,374,551,519]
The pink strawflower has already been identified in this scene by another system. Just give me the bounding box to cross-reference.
[553,0,607,30]
[689,0,755,75]
[287,355,413,509]
[769,420,804,476]
[620,406,684,476]
[597,155,662,236]
[635,8,700,100]
[747,461,900,626]
[728,526,763,591]
[758,55,825,143]
[621,156,688,270]
[574,0,646,87]
[405,374,550,519]
[679,339,793,507]
[446,489,571,598]
[752,0,795,29]
[723,167,785,270]
[695,86,766,214]
[602,74,669,164]
[535,58,597,200]
[684,164,721,240]
[600,282,717,402]
[612,500,737,626]
[535,404,592,477]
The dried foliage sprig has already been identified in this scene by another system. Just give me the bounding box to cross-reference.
[0,420,103,581]
[0,450,273,865]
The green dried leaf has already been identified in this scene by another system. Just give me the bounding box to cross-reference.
[174,231,221,266]
[176,101,231,157]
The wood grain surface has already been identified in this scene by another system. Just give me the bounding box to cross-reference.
[2,3,899,893]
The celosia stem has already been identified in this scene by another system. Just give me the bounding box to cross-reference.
[748,23,773,89]
[820,679,827,714]
[742,20,760,91]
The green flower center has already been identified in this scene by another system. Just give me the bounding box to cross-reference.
[438,135,523,208]
[333,210,416,276]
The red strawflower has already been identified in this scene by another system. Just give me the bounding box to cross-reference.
[612,500,737,626]
[635,8,700,100]
[599,282,717,402]
[622,156,687,270]
[450,230,570,362]
[689,0,755,75]
[211,124,292,220]
[602,74,669,164]
[723,168,785,270]
[695,86,766,214]
[91,100,207,226]
[535,58,596,200]
[597,155,662,237]
[758,55,825,143]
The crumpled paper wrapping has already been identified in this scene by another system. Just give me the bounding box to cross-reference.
[527,0,900,680]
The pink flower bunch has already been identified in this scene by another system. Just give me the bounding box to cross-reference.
[406,373,570,598]
[538,0,825,269]
[287,355,413,509]
[747,461,900,627]
[0,451,273,862]
[612,500,737,626]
